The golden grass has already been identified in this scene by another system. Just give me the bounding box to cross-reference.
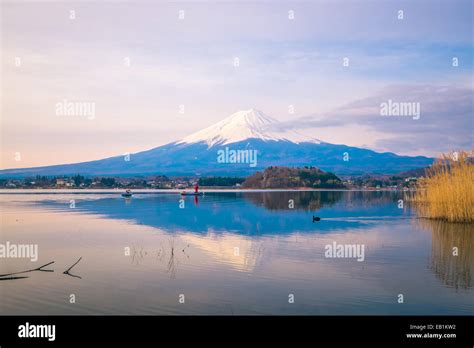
[410,150,474,222]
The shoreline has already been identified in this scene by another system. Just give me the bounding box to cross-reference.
[0,188,414,194]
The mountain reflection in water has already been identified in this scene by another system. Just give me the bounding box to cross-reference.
[37,191,407,235]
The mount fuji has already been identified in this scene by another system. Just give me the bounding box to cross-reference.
[0,109,433,177]
[178,109,321,147]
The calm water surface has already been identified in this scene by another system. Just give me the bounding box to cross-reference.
[0,191,472,315]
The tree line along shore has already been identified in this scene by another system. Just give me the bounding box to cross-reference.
[1,166,423,190]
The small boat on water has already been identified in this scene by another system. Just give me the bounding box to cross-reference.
[180,191,203,196]
[181,183,203,196]
[121,189,133,197]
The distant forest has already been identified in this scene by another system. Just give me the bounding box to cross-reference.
[198,177,246,186]
[243,166,345,189]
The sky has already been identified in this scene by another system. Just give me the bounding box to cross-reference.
[1,0,473,169]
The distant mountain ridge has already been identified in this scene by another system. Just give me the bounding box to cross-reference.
[0,109,433,177]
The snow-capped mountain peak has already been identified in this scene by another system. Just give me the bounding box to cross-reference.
[178,108,321,147]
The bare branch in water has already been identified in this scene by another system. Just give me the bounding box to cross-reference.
[166,238,179,278]
[0,276,29,281]
[0,261,55,279]
[63,257,82,279]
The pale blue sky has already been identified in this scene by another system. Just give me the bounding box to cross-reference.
[1,0,473,168]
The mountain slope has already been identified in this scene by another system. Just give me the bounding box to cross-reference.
[0,109,433,177]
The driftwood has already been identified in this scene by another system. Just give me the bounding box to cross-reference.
[0,276,29,281]
[63,257,82,279]
[0,261,55,280]
[0,257,84,281]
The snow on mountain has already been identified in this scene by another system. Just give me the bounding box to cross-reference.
[178,108,321,147]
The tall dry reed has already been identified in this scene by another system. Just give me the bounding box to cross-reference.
[410,150,474,222]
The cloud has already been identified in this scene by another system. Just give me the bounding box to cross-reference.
[276,84,473,156]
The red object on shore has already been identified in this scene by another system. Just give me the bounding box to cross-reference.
[194,184,199,193]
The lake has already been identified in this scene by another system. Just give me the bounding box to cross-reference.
[0,191,472,315]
